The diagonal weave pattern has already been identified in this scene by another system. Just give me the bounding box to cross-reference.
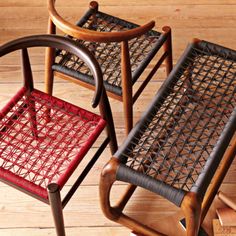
[0,87,106,199]
[53,11,161,95]
[118,43,236,192]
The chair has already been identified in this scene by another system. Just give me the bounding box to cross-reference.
[46,0,173,134]
[0,34,117,236]
[99,39,236,236]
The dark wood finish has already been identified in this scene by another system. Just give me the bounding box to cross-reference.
[99,158,120,221]
[115,184,137,211]
[0,34,118,236]
[47,183,66,236]
[98,90,118,154]
[62,137,110,208]
[21,48,34,91]
[45,18,56,95]
[21,48,38,136]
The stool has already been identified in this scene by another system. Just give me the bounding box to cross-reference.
[46,0,173,134]
[0,34,117,236]
[100,39,236,236]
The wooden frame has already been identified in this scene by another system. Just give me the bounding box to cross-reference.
[0,34,118,236]
[99,108,236,236]
[99,38,236,236]
[45,0,173,134]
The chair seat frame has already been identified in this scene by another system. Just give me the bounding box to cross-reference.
[0,34,117,236]
[46,0,173,134]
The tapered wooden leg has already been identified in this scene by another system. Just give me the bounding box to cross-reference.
[99,90,118,154]
[123,95,133,135]
[45,18,56,95]
[21,48,38,137]
[181,192,201,236]
[162,26,173,76]
[121,40,133,135]
[45,46,55,95]
[47,183,66,236]
[201,136,236,223]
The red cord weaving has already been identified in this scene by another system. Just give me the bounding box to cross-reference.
[0,87,106,199]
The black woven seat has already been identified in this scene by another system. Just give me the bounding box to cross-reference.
[53,11,162,95]
[115,40,236,206]
[47,0,173,134]
[100,39,236,236]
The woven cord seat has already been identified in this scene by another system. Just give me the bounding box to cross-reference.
[46,0,173,134]
[52,10,163,96]
[0,35,117,236]
[0,87,105,199]
[100,39,236,236]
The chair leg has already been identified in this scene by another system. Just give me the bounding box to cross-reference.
[162,26,173,76]
[181,192,201,236]
[99,90,118,154]
[47,183,66,236]
[45,18,56,95]
[45,46,55,95]
[99,158,121,221]
[100,158,166,236]
[123,94,133,135]
[201,137,236,223]
[121,40,133,135]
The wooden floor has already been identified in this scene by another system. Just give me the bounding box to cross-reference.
[0,0,235,235]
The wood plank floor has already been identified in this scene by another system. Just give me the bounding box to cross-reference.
[0,0,235,235]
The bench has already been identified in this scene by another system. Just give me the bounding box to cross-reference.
[100,39,236,236]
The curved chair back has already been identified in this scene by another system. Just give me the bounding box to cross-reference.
[45,1,173,136]
[0,34,103,107]
[48,0,155,43]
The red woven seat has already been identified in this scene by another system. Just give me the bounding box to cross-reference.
[0,87,106,199]
[0,35,117,236]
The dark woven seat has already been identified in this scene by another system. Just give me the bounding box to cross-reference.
[47,0,173,134]
[100,39,236,236]
[53,11,162,96]
[116,40,236,206]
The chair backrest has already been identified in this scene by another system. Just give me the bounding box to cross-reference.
[47,0,155,43]
[0,34,103,108]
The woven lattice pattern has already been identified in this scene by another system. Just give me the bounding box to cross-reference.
[0,88,105,197]
[119,44,236,192]
[54,11,161,94]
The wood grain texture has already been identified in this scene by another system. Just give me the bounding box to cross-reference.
[213,219,236,236]
[216,208,236,226]
[218,191,236,211]
[0,0,236,235]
